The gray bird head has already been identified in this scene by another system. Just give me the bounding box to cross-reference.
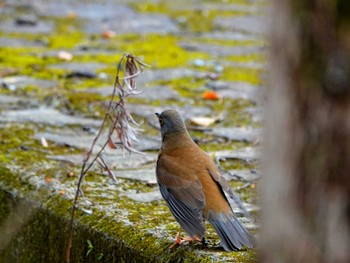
[155,110,187,141]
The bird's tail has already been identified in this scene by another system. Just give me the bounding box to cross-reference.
[208,211,255,251]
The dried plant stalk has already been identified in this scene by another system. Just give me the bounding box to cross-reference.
[65,54,149,263]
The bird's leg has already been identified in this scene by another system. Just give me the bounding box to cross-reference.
[182,236,202,242]
[170,228,204,250]
[169,228,182,249]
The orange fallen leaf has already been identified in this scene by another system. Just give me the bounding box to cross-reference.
[202,91,220,100]
[45,177,53,183]
[59,190,65,195]
[102,30,116,39]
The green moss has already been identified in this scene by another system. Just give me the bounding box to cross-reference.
[0,47,63,80]
[221,67,262,86]
[47,16,86,49]
[0,123,257,262]
[117,34,211,69]
[0,124,82,166]
[130,1,248,33]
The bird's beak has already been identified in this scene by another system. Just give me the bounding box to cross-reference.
[155,113,160,118]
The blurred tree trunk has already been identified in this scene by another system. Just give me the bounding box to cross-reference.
[261,0,350,262]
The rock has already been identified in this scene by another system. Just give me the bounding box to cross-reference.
[35,1,178,34]
[0,37,46,47]
[207,80,260,101]
[15,14,38,26]
[0,107,101,127]
[167,2,261,13]
[214,15,268,36]
[137,68,199,86]
[65,72,96,79]
[226,169,261,182]
[83,85,181,101]
[224,60,264,70]
[136,136,161,151]
[82,13,178,35]
[0,76,57,89]
[124,190,162,202]
[199,31,260,42]
[214,147,260,162]
[46,154,84,165]
[133,85,182,101]
[128,104,212,119]
[0,19,54,34]
[47,152,157,170]
[35,131,102,151]
[35,131,160,152]
[104,152,157,170]
[179,42,262,56]
[208,127,261,143]
[49,62,106,77]
[113,168,156,182]
[0,95,38,110]
[244,107,264,123]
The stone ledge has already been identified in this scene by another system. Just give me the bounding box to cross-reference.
[0,166,256,262]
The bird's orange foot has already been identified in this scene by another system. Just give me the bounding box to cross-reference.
[182,236,202,243]
[169,231,182,250]
[169,231,202,250]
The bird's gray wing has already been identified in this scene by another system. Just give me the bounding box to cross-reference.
[156,156,206,239]
[205,156,255,250]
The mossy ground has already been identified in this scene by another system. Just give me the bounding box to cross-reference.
[0,0,264,262]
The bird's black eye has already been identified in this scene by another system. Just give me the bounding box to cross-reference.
[159,117,164,126]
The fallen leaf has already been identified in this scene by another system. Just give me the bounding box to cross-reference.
[66,11,77,20]
[190,116,217,127]
[45,177,53,183]
[41,137,48,147]
[202,91,221,100]
[67,171,75,177]
[59,190,65,195]
[102,30,116,39]
[58,51,73,61]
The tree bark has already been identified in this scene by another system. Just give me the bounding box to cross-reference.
[261,0,350,262]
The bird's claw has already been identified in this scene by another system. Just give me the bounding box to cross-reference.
[169,234,202,250]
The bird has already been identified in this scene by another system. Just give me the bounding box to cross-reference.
[155,109,254,251]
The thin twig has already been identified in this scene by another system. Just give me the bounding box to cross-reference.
[65,54,148,263]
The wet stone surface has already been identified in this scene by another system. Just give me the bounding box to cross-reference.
[0,36,47,47]
[0,0,266,262]
[0,19,54,34]
[0,107,102,127]
[0,76,58,89]
[179,41,263,57]
[208,127,261,143]
[84,85,182,101]
[207,80,260,101]
[214,15,268,36]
